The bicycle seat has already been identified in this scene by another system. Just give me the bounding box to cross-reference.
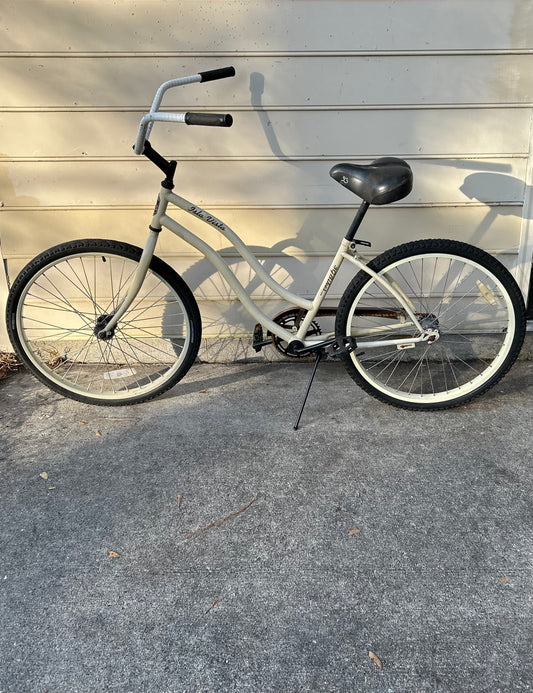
[330,157,412,205]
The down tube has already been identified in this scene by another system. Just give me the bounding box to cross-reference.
[160,213,297,342]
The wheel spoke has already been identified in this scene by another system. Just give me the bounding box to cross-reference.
[59,259,103,314]
[30,275,95,320]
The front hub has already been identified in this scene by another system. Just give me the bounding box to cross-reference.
[94,314,116,341]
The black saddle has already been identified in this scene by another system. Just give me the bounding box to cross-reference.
[330,157,412,205]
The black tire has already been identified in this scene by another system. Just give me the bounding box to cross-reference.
[6,239,202,405]
[335,239,526,410]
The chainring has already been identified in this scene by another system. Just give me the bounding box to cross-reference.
[270,309,322,358]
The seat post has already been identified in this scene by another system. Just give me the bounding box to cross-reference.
[345,201,370,242]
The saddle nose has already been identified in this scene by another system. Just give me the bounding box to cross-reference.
[330,157,413,205]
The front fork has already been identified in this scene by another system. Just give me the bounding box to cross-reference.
[96,195,166,338]
[96,229,160,338]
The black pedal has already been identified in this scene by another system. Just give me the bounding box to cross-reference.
[327,336,357,358]
[252,323,263,351]
[252,323,272,352]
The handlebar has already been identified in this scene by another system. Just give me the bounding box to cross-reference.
[185,112,233,127]
[199,66,236,82]
[134,66,235,155]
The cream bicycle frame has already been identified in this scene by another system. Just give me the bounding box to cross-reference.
[103,183,429,351]
[100,67,433,351]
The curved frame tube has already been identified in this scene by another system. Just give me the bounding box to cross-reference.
[158,188,426,347]
[103,185,427,348]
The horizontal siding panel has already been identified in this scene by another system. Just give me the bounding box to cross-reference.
[1,0,531,52]
[2,205,523,262]
[1,159,527,208]
[1,108,531,159]
[2,55,532,108]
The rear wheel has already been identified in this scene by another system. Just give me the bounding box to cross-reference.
[7,239,202,405]
[335,239,526,409]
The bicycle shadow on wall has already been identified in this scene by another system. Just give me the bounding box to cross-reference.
[460,172,532,321]
[178,243,320,363]
[459,173,528,248]
[248,71,530,265]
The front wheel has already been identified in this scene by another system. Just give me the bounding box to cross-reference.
[335,239,526,410]
[7,239,202,405]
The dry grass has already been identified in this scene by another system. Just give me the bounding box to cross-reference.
[0,352,21,380]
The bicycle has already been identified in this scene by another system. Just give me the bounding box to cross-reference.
[5,66,527,427]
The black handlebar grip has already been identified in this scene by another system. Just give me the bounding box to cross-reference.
[184,112,233,127]
[198,66,236,82]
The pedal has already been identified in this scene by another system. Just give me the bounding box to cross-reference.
[327,336,357,358]
[252,323,272,352]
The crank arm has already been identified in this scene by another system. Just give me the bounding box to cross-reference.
[293,336,357,358]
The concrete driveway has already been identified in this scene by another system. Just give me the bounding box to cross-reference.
[1,360,532,692]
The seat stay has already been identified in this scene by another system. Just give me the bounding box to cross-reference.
[340,251,425,333]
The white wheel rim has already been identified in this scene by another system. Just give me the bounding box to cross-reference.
[16,252,192,401]
[346,252,516,403]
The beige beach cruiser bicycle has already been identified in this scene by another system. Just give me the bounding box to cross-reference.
[6,67,527,427]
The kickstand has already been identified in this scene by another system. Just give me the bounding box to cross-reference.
[293,349,324,430]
